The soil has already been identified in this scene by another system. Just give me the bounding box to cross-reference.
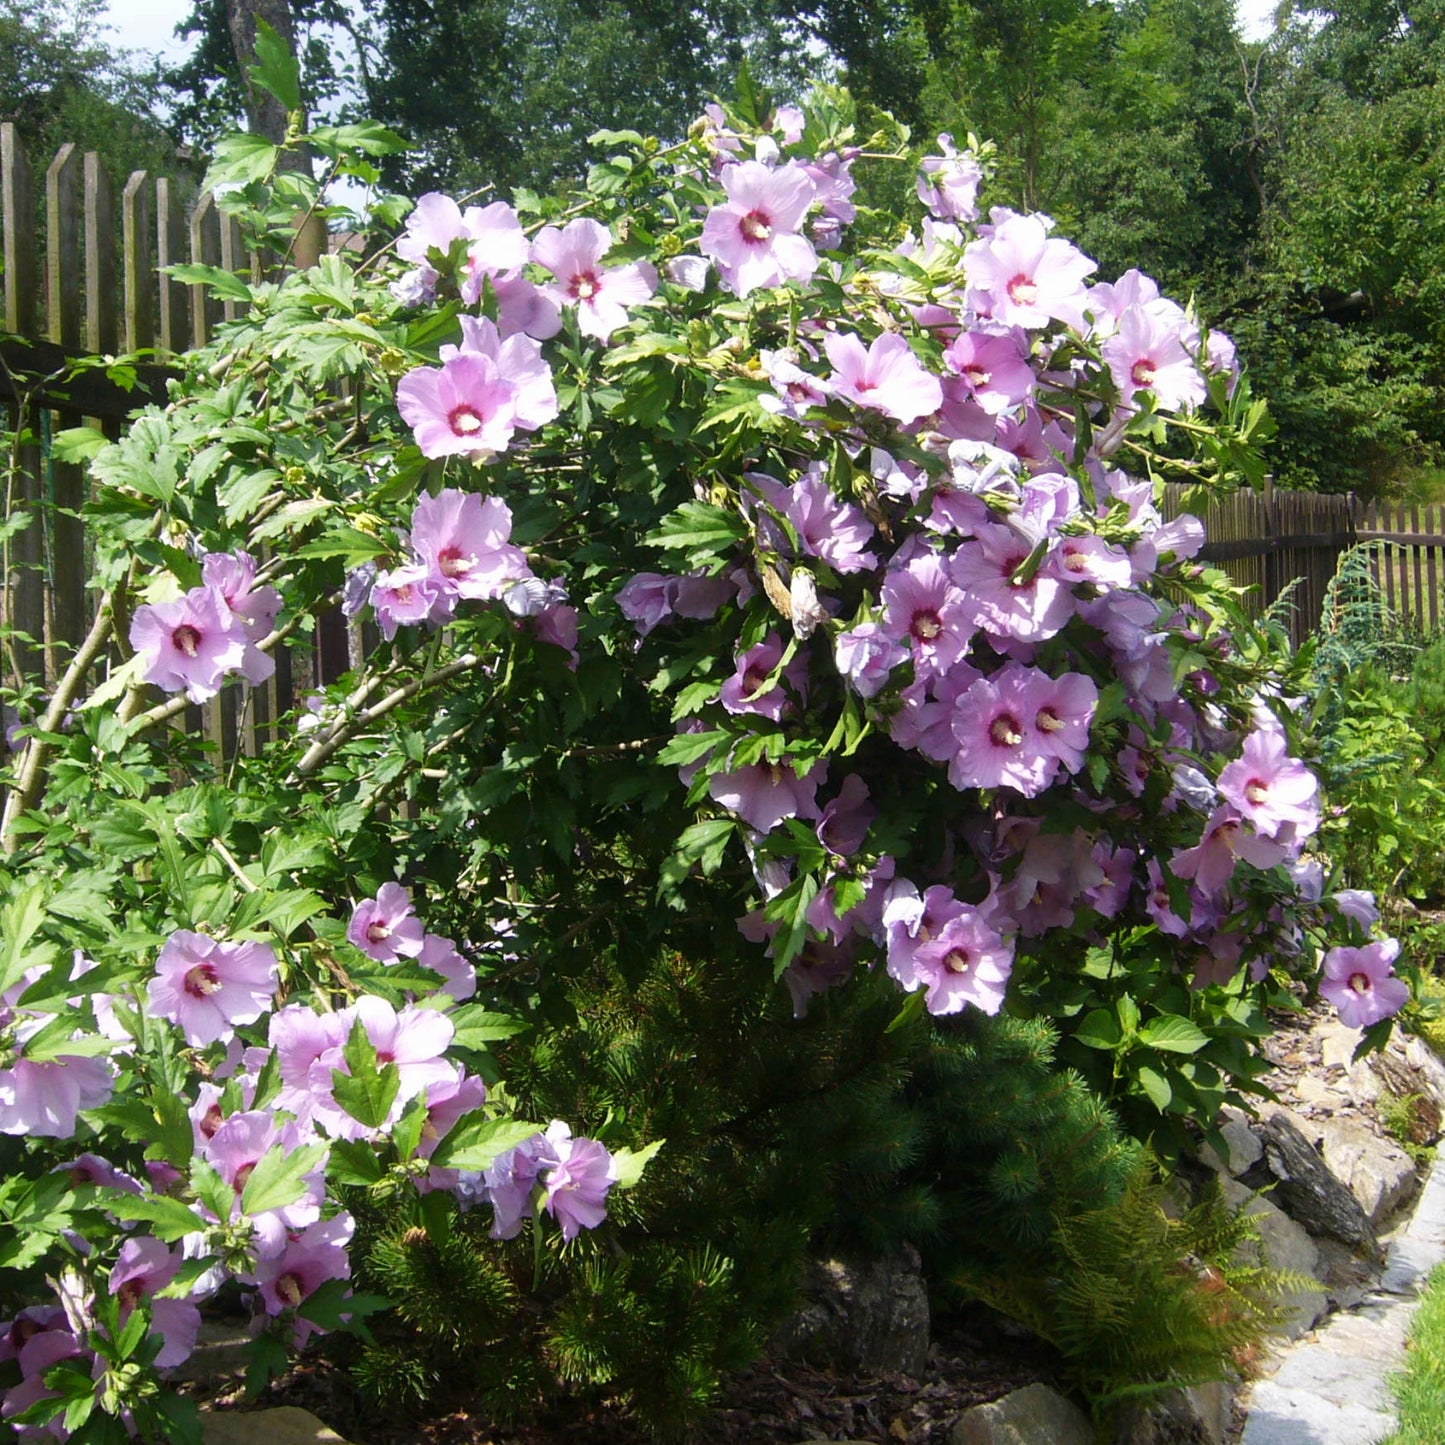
[207,1307,1065,1445]
[205,996,1419,1445]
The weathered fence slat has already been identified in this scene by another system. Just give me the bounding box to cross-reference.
[156,177,188,355]
[46,144,87,672]
[2,124,36,336]
[85,154,117,357]
[219,207,245,325]
[122,171,154,354]
[189,190,222,348]
[46,143,81,349]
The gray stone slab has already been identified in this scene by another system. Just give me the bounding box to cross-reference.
[1240,1381,1394,1445]
[1269,1345,1393,1412]
[1378,1232,1444,1296]
[1403,1166,1445,1245]
[1313,1305,1416,1363]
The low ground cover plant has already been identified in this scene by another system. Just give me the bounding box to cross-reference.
[0,45,1408,1442]
[1385,1262,1445,1444]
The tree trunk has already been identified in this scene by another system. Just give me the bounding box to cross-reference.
[224,0,324,268]
[225,0,297,145]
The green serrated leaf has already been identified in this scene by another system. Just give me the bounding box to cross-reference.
[240,1143,327,1217]
[0,881,50,995]
[656,729,728,767]
[447,1007,531,1051]
[645,502,747,556]
[328,1138,387,1187]
[166,263,252,304]
[203,132,280,191]
[429,1114,539,1172]
[99,1191,204,1242]
[248,18,302,111]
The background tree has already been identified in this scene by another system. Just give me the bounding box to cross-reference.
[0,0,181,181]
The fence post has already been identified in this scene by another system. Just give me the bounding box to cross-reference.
[0,124,44,694]
[188,190,223,349]
[46,144,89,677]
[156,177,188,356]
[122,171,155,355]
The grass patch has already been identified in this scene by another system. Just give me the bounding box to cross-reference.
[1385,1264,1445,1443]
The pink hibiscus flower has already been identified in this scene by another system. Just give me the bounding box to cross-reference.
[531,218,657,342]
[699,160,818,297]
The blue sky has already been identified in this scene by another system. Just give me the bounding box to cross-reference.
[101,0,195,65]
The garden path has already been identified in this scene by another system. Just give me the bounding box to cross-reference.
[1235,1082,1445,1443]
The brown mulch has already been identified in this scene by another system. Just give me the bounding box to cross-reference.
[217,1308,1064,1445]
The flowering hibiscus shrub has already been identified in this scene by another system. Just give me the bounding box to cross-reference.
[0,62,1411,1440]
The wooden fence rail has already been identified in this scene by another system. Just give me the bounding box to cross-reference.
[7,125,1445,764]
[0,125,358,762]
[1352,500,1445,637]
[1159,481,1358,650]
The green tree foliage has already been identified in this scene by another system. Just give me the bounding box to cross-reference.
[168,0,817,196]
[367,0,820,196]
[0,0,180,181]
[1239,78,1445,492]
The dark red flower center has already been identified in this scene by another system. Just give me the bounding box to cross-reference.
[276,1273,304,1308]
[943,948,972,974]
[1131,358,1157,388]
[989,713,1023,748]
[1006,273,1037,306]
[172,624,201,658]
[447,405,485,436]
[571,272,599,300]
[1349,972,1373,996]
[437,546,471,579]
[740,210,773,243]
[183,963,222,999]
[911,609,943,642]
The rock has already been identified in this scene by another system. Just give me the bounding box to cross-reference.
[201,1407,354,1445]
[165,1320,252,1383]
[1312,1236,1376,1311]
[1219,1177,1327,1339]
[1259,1113,1379,1253]
[1369,1053,1443,1144]
[1344,1058,1382,1107]
[1318,1021,1363,1073]
[1112,1380,1234,1445]
[1293,1076,1341,1112]
[772,1246,930,1377]
[1199,1108,1263,1178]
[1314,1115,1418,1225]
[949,1382,1094,1445]
[1404,1036,1445,1115]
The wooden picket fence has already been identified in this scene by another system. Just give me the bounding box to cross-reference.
[1352,500,1445,637]
[0,124,352,757]
[1162,484,1445,646]
[5,120,1445,757]
[1160,481,1360,649]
